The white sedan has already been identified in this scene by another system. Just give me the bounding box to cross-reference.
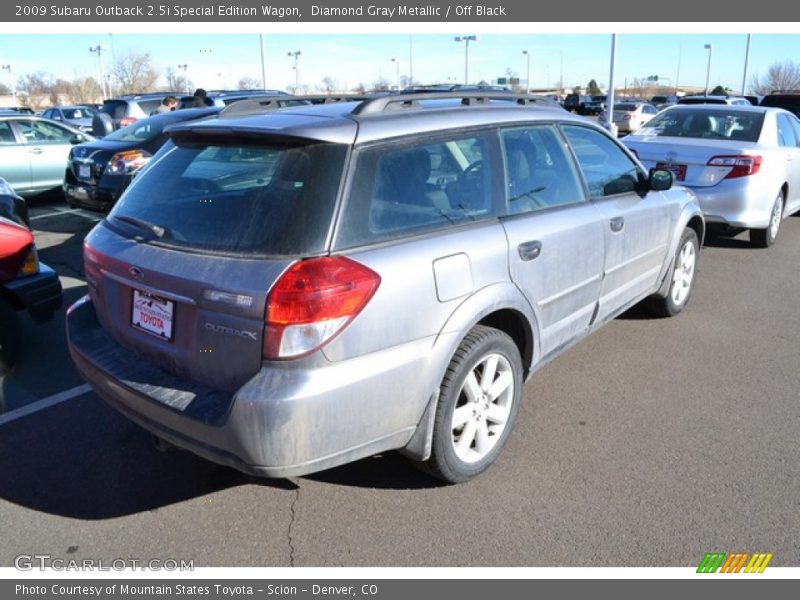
[623,105,800,247]
[599,102,659,133]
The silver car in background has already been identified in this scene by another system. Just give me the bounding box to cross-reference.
[67,93,704,483]
[624,105,800,247]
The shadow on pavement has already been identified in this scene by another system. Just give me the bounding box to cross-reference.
[304,453,447,490]
[0,394,295,520]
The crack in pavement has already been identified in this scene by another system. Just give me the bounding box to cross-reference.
[287,483,300,567]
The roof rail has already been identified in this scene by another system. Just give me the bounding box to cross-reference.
[218,95,363,118]
[351,92,551,116]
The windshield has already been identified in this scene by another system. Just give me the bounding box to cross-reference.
[108,137,347,257]
[651,96,668,103]
[637,109,764,142]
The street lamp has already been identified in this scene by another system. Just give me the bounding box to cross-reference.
[177,64,189,94]
[390,58,400,91]
[703,43,713,95]
[1,64,14,102]
[522,50,531,94]
[89,44,107,100]
[454,35,478,85]
[287,51,301,93]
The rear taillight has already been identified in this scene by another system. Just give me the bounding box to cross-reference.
[707,155,762,178]
[107,149,152,175]
[264,257,381,360]
[119,116,137,127]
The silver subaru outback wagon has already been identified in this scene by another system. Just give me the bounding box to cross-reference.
[67,93,705,483]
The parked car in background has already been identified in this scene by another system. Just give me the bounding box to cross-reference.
[68,92,704,485]
[0,106,35,115]
[94,93,183,134]
[177,89,288,109]
[41,105,97,133]
[677,95,751,106]
[0,114,93,197]
[650,94,678,110]
[599,102,659,133]
[0,178,30,228]
[759,91,800,116]
[64,106,221,210]
[0,217,63,371]
[564,93,591,112]
[578,95,608,115]
[624,105,800,247]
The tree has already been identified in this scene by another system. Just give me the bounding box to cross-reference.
[164,67,192,93]
[587,79,601,96]
[353,82,367,94]
[321,76,338,94]
[710,85,730,95]
[17,72,55,96]
[0,83,10,95]
[64,76,102,104]
[372,76,391,92]
[112,51,159,95]
[237,76,261,90]
[750,61,800,95]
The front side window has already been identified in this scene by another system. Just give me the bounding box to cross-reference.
[336,132,495,248]
[501,124,585,214]
[109,137,347,257]
[562,125,642,199]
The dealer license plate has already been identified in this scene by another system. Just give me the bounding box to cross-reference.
[131,289,174,341]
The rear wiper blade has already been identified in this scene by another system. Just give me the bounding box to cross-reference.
[114,215,166,239]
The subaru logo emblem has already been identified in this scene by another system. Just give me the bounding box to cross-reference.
[129,266,144,280]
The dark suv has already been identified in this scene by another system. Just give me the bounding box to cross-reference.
[760,91,800,116]
[564,93,591,113]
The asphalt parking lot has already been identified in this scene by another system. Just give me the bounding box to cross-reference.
[0,194,799,568]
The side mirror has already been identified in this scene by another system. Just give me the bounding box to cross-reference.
[648,168,673,191]
[70,134,84,145]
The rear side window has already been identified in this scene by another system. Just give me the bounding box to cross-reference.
[335,132,495,249]
[776,114,799,147]
[562,125,641,198]
[501,124,585,214]
[108,138,347,257]
[136,99,162,116]
[0,122,16,145]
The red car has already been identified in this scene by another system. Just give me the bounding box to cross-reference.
[0,218,63,370]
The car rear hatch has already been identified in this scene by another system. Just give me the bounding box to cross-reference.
[83,131,350,392]
[69,140,132,186]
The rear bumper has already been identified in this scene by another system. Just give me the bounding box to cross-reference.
[687,179,774,229]
[4,263,63,323]
[67,296,435,478]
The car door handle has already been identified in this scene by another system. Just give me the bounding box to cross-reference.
[517,240,542,261]
[610,217,625,232]
[28,147,43,155]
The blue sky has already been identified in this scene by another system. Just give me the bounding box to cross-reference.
[2,33,799,93]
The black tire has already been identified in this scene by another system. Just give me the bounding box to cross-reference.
[417,325,523,484]
[0,298,21,373]
[649,227,699,318]
[751,191,784,248]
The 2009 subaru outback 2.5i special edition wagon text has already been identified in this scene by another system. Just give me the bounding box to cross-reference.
[67,92,705,483]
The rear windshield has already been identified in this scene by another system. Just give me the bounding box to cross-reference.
[637,109,764,142]
[108,138,347,256]
[614,103,638,111]
[651,96,668,103]
[678,98,727,105]
[101,100,128,119]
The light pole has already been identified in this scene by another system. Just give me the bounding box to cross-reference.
[1,64,15,103]
[607,34,618,137]
[454,35,478,85]
[89,44,107,100]
[287,51,301,93]
[259,34,267,89]
[741,34,752,96]
[522,50,531,94]
[391,58,400,91]
[703,43,713,95]
[177,64,189,93]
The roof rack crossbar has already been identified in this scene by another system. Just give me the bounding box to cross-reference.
[351,92,546,116]
[219,94,367,118]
